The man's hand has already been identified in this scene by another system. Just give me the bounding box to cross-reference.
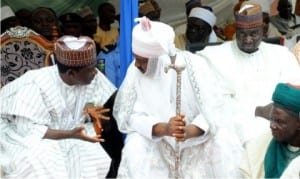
[167,114,186,141]
[44,126,105,142]
[168,115,205,141]
[83,105,111,121]
[71,125,105,142]
[83,105,111,135]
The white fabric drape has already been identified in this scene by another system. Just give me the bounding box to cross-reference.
[113,50,242,178]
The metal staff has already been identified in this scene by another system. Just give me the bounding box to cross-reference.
[164,55,186,178]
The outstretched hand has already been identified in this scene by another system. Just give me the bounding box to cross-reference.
[83,105,111,121]
[83,105,111,135]
[71,125,105,142]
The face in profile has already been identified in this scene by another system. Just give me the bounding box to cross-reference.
[236,26,263,53]
[186,17,212,44]
[269,105,300,143]
[134,54,149,74]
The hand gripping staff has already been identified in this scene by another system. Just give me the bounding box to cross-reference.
[164,53,186,178]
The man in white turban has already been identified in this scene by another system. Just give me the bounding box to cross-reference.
[175,6,220,50]
[113,16,242,178]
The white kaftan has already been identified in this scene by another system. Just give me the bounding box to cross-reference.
[281,156,300,179]
[0,66,116,178]
[198,41,300,144]
[113,51,242,178]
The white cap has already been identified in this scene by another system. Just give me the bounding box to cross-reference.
[188,7,218,42]
[247,0,271,13]
[1,6,15,21]
[132,16,175,58]
[189,7,216,27]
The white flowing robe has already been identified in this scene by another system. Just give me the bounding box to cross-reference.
[198,41,300,144]
[0,66,116,179]
[281,156,300,179]
[113,51,242,178]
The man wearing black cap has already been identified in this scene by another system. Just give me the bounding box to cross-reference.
[0,35,123,178]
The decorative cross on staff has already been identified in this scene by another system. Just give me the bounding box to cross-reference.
[164,55,186,178]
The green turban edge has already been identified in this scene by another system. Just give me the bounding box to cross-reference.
[272,83,300,115]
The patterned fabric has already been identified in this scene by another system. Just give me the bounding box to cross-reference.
[235,2,263,28]
[55,36,96,67]
[1,40,46,86]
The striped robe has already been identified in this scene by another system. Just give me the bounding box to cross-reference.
[0,66,116,179]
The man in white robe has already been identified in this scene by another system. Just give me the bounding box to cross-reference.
[113,16,241,178]
[0,36,121,178]
[198,2,300,144]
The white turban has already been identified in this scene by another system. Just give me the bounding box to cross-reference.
[188,7,218,43]
[132,16,175,58]
[1,6,15,21]
[189,7,216,28]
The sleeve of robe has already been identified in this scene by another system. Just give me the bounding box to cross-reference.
[114,53,220,149]
[1,82,51,148]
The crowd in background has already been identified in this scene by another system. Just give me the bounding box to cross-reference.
[1,0,300,178]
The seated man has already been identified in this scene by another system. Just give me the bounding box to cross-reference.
[198,2,300,144]
[113,16,241,178]
[240,83,300,178]
[0,36,122,178]
[175,6,218,50]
